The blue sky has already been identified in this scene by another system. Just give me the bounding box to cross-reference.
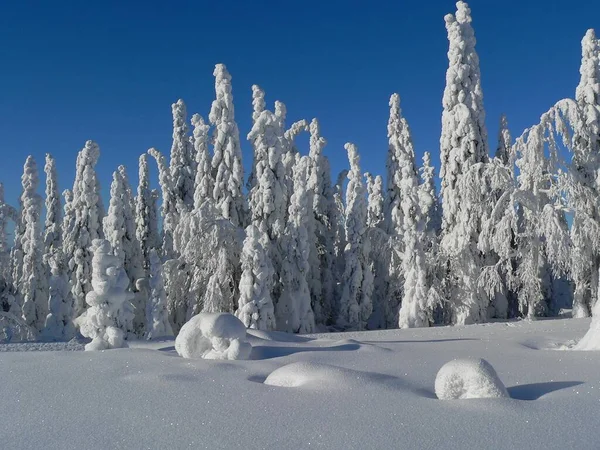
[0,0,598,212]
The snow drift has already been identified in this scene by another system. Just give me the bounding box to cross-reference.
[435,358,509,400]
[175,312,251,360]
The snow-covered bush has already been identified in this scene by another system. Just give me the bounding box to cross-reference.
[76,239,134,351]
[175,312,251,360]
[434,358,509,400]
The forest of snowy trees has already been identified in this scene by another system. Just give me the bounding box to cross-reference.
[0,1,599,342]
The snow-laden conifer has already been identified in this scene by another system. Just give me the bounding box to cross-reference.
[135,154,160,273]
[76,239,134,350]
[148,147,178,259]
[43,154,62,262]
[170,99,195,212]
[439,2,489,324]
[103,167,145,336]
[63,141,103,317]
[338,144,373,330]
[366,174,384,229]
[41,250,75,341]
[397,149,431,328]
[210,64,245,227]
[571,29,600,318]
[202,247,235,314]
[235,224,276,330]
[145,249,173,339]
[18,156,47,331]
[308,118,336,325]
[278,156,315,333]
[191,113,212,209]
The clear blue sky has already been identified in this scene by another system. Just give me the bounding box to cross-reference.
[0,0,598,212]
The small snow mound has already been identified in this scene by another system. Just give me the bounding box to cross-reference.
[264,362,349,389]
[435,358,509,400]
[175,313,251,360]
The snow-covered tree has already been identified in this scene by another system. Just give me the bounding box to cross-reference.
[439,1,489,325]
[247,102,289,306]
[63,141,103,317]
[210,64,245,227]
[495,114,514,170]
[173,201,242,330]
[385,93,416,327]
[247,85,267,192]
[278,156,315,333]
[202,247,235,314]
[41,250,75,341]
[308,118,336,325]
[148,147,178,260]
[247,106,287,243]
[135,154,160,273]
[365,172,389,329]
[43,154,62,263]
[76,239,134,350]
[145,249,173,340]
[17,156,48,332]
[0,183,15,285]
[103,167,145,336]
[366,174,384,229]
[418,152,444,320]
[0,184,18,315]
[570,29,600,318]
[236,224,276,331]
[397,148,431,328]
[338,143,373,330]
[170,99,195,212]
[191,113,213,209]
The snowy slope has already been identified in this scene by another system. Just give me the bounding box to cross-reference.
[1,318,598,449]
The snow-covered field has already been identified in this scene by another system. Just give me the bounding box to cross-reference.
[1,317,598,449]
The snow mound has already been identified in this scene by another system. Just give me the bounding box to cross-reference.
[573,303,600,350]
[435,358,509,400]
[264,362,352,389]
[175,313,251,360]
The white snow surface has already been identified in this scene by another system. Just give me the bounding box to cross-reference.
[1,318,599,449]
[175,312,251,360]
[435,358,509,399]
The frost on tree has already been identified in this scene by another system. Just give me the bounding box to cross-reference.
[570,29,600,318]
[277,156,316,333]
[236,225,276,331]
[210,64,245,227]
[338,144,373,331]
[308,119,336,325]
[439,2,489,325]
[247,85,266,193]
[63,141,103,318]
[103,168,145,337]
[18,156,48,332]
[76,239,134,351]
[135,154,160,273]
[42,250,75,341]
[170,99,195,212]
[145,249,173,340]
[191,113,213,210]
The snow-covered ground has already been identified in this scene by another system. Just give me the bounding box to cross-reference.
[1,317,599,449]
